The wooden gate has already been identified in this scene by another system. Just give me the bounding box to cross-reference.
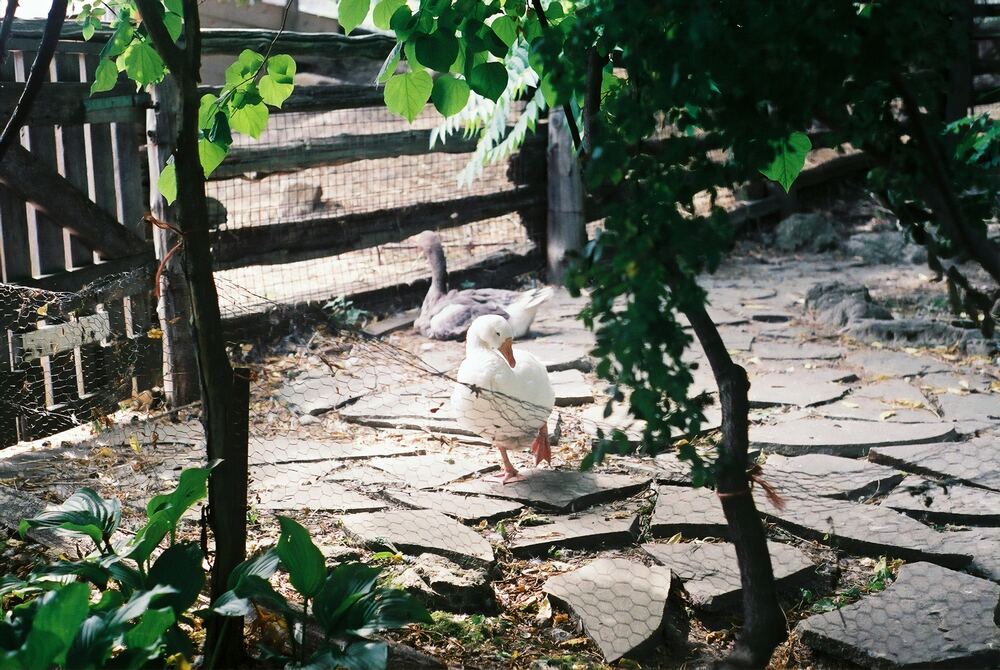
[0,27,160,447]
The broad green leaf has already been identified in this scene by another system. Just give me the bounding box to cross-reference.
[389,4,415,40]
[163,12,183,42]
[276,516,327,598]
[759,131,812,193]
[259,54,296,107]
[339,0,370,35]
[197,94,219,130]
[90,58,118,94]
[102,20,134,59]
[107,585,177,629]
[227,548,280,590]
[229,101,269,139]
[312,563,380,634]
[147,542,205,616]
[120,41,167,87]
[431,74,470,116]
[384,70,433,122]
[82,22,95,40]
[414,30,459,72]
[164,0,183,15]
[198,138,228,177]
[403,40,423,72]
[126,515,172,565]
[123,607,174,654]
[372,0,404,29]
[67,615,112,669]
[490,15,517,47]
[468,61,507,100]
[208,111,232,146]
[17,582,91,669]
[146,467,211,528]
[212,575,294,618]
[19,487,121,547]
[304,642,387,670]
[224,49,264,88]
[343,588,431,637]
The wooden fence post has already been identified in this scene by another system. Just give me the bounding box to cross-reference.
[147,80,198,407]
[206,366,250,666]
[546,108,584,284]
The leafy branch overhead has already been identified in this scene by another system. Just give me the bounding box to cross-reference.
[77,0,297,202]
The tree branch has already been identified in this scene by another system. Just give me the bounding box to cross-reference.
[0,0,66,163]
[531,0,582,151]
[0,0,20,69]
[133,0,184,77]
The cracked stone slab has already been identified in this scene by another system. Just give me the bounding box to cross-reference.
[845,350,951,378]
[278,366,381,415]
[549,369,595,406]
[651,486,728,538]
[754,491,972,567]
[868,440,1000,491]
[935,527,1000,582]
[795,562,1000,668]
[509,509,639,556]
[543,558,675,663]
[448,469,650,512]
[339,509,494,566]
[255,480,386,512]
[367,454,497,489]
[617,452,694,485]
[81,420,205,450]
[248,437,418,466]
[750,417,957,457]
[383,489,522,523]
[765,453,904,500]
[919,371,995,393]
[747,371,849,408]
[751,342,843,361]
[515,339,593,372]
[642,540,815,611]
[718,327,754,352]
[881,475,1000,526]
[932,391,1000,423]
[814,394,939,423]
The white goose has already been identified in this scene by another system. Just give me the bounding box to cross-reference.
[414,230,553,340]
[451,315,555,483]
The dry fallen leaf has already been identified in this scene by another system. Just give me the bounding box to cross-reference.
[561,637,590,647]
[129,435,141,454]
[665,532,683,544]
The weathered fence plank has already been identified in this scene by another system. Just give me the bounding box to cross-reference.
[54,54,95,268]
[211,188,545,270]
[0,81,149,125]
[15,312,111,362]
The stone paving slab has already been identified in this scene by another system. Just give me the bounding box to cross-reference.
[543,558,675,662]
[509,509,639,556]
[751,342,843,361]
[753,491,972,567]
[853,378,929,404]
[718,327,754,352]
[747,371,849,408]
[384,489,523,523]
[255,480,387,512]
[651,486,728,538]
[935,527,1000,582]
[339,509,494,566]
[795,562,1000,668]
[750,417,957,457]
[514,339,593,372]
[367,454,497,489]
[814,395,939,423]
[868,440,1000,491]
[278,366,381,415]
[845,350,951,378]
[919,371,995,393]
[881,475,1000,526]
[642,540,815,611]
[764,453,904,500]
[549,369,595,406]
[248,437,418,466]
[617,452,694,485]
[933,391,1000,423]
[449,469,650,512]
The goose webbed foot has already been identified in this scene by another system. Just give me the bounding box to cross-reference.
[486,446,526,484]
[530,424,550,465]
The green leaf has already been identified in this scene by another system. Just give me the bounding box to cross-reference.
[759,131,812,193]
[372,0,404,29]
[106,585,177,629]
[414,30,459,72]
[102,20,134,59]
[431,74,470,116]
[126,515,172,566]
[164,0,183,15]
[229,101,269,139]
[339,0,370,35]
[490,15,517,47]
[198,138,228,178]
[259,54,296,107]
[82,22,95,41]
[147,542,205,616]
[119,40,167,87]
[468,61,508,100]
[90,58,118,94]
[384,70,433,122]
[343,589,431,636]
[163,12,183,42]
[19,487,121,547]
[212,574,294,618]
[276,516,327,598]
[389,4,415,40]
[123,607,174,654]
[312,563,381,634]
[17,582,91,669]
[224,49,264,88]
[146,467,211,528]
[304,642,387,670]
[197,94,219,130]
[227,548,280,590]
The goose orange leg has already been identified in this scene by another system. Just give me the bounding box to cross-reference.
[486,446,526,484]
[531,424,550,465]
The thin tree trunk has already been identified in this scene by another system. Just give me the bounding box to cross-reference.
[678,283,786,668]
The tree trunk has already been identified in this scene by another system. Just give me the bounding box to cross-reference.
[680,291,786,668]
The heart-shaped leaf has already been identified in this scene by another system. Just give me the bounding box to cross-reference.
[384,70,433,122]
[759,131,812,193]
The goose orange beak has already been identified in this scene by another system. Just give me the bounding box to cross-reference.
[498,338,516,368]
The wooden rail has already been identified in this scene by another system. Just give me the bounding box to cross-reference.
[211,189,545,270]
